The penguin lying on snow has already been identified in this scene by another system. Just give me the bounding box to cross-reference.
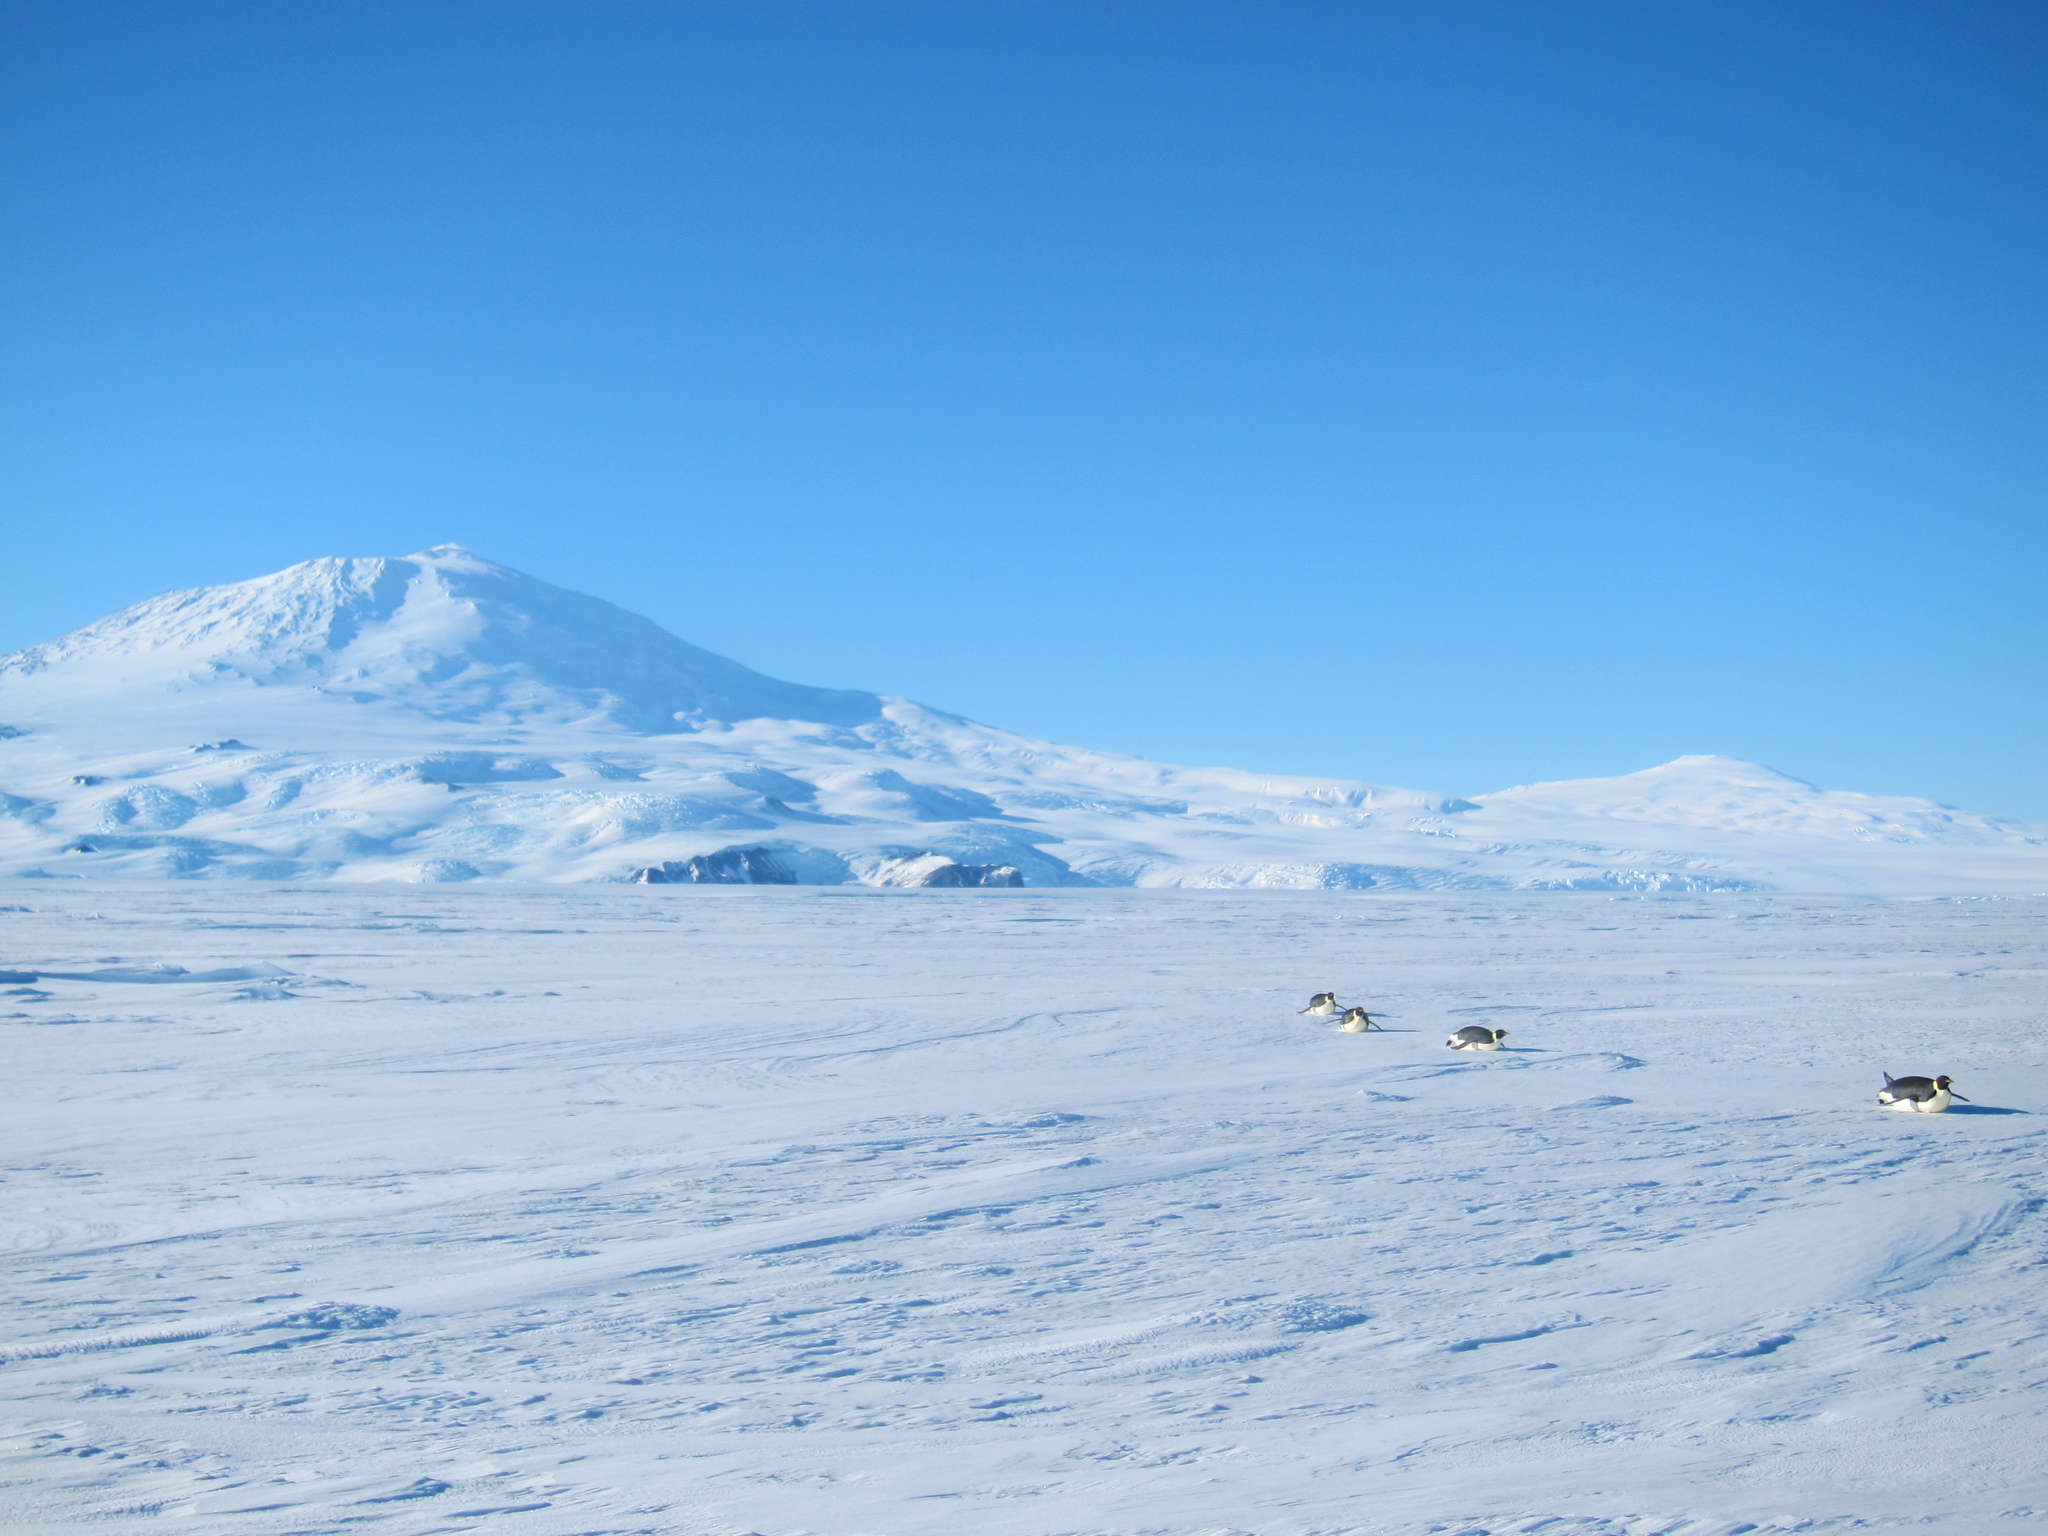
[1877,1072,1968,1113]
[1300,992,1340,1016]
[1447,1025,1508,1051]
[1338,1006,1385,1033]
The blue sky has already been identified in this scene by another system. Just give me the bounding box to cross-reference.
[5,2,2044,817]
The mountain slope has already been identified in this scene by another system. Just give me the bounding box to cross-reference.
[1479,755,2028,845]
[0,546,882,732]
[2,549,2042,893]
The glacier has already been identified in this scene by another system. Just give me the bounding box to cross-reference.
[2,545,2042,892]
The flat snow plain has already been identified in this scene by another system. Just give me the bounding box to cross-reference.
[4,885,2045,1536]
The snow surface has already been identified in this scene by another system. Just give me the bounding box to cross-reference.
[4,883,2046,1533]
[3,548,2044,893]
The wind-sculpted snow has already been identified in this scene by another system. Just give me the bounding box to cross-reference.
[2,549,2046,891]
[2,886,2045,1532]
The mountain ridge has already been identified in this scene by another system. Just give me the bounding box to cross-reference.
[1,545,884,733]
[2,549,2042,893]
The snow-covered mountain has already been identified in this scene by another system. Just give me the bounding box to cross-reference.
[2,546,2042,891]
[2,545,881,733]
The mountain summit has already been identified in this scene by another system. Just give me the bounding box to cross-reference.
[0,545,882,733]
[1,550,2042,891]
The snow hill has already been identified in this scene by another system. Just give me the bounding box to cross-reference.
[1,546,2042,892]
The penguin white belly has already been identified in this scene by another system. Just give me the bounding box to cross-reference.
[1878,1087,1951,1112]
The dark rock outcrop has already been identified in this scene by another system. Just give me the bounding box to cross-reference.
[633,846,797,885]
[914,860,1025,888]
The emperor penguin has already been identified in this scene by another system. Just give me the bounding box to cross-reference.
[1876,1072,1968,1113]
[1300,992,1340,1016]
[1447,1025,1509,1052]
[1338,1006,1384,1033]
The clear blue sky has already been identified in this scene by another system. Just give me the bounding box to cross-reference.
[5,2,2044,817]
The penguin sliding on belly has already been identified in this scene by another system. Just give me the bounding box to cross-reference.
[1338,1006,1385,1033]
[1300,992,1340,1016]
[1447,1025,1508,1051]
[1877,1072,1968,1112]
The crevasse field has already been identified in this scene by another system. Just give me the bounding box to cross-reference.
[4,884,2045,1535]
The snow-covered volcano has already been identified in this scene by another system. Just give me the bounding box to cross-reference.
[0,544,882,733]
[1,547,2042,891]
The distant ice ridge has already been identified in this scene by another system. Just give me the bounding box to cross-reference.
[2,548,2044,893]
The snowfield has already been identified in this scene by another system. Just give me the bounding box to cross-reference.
[4,883,2045,1534]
